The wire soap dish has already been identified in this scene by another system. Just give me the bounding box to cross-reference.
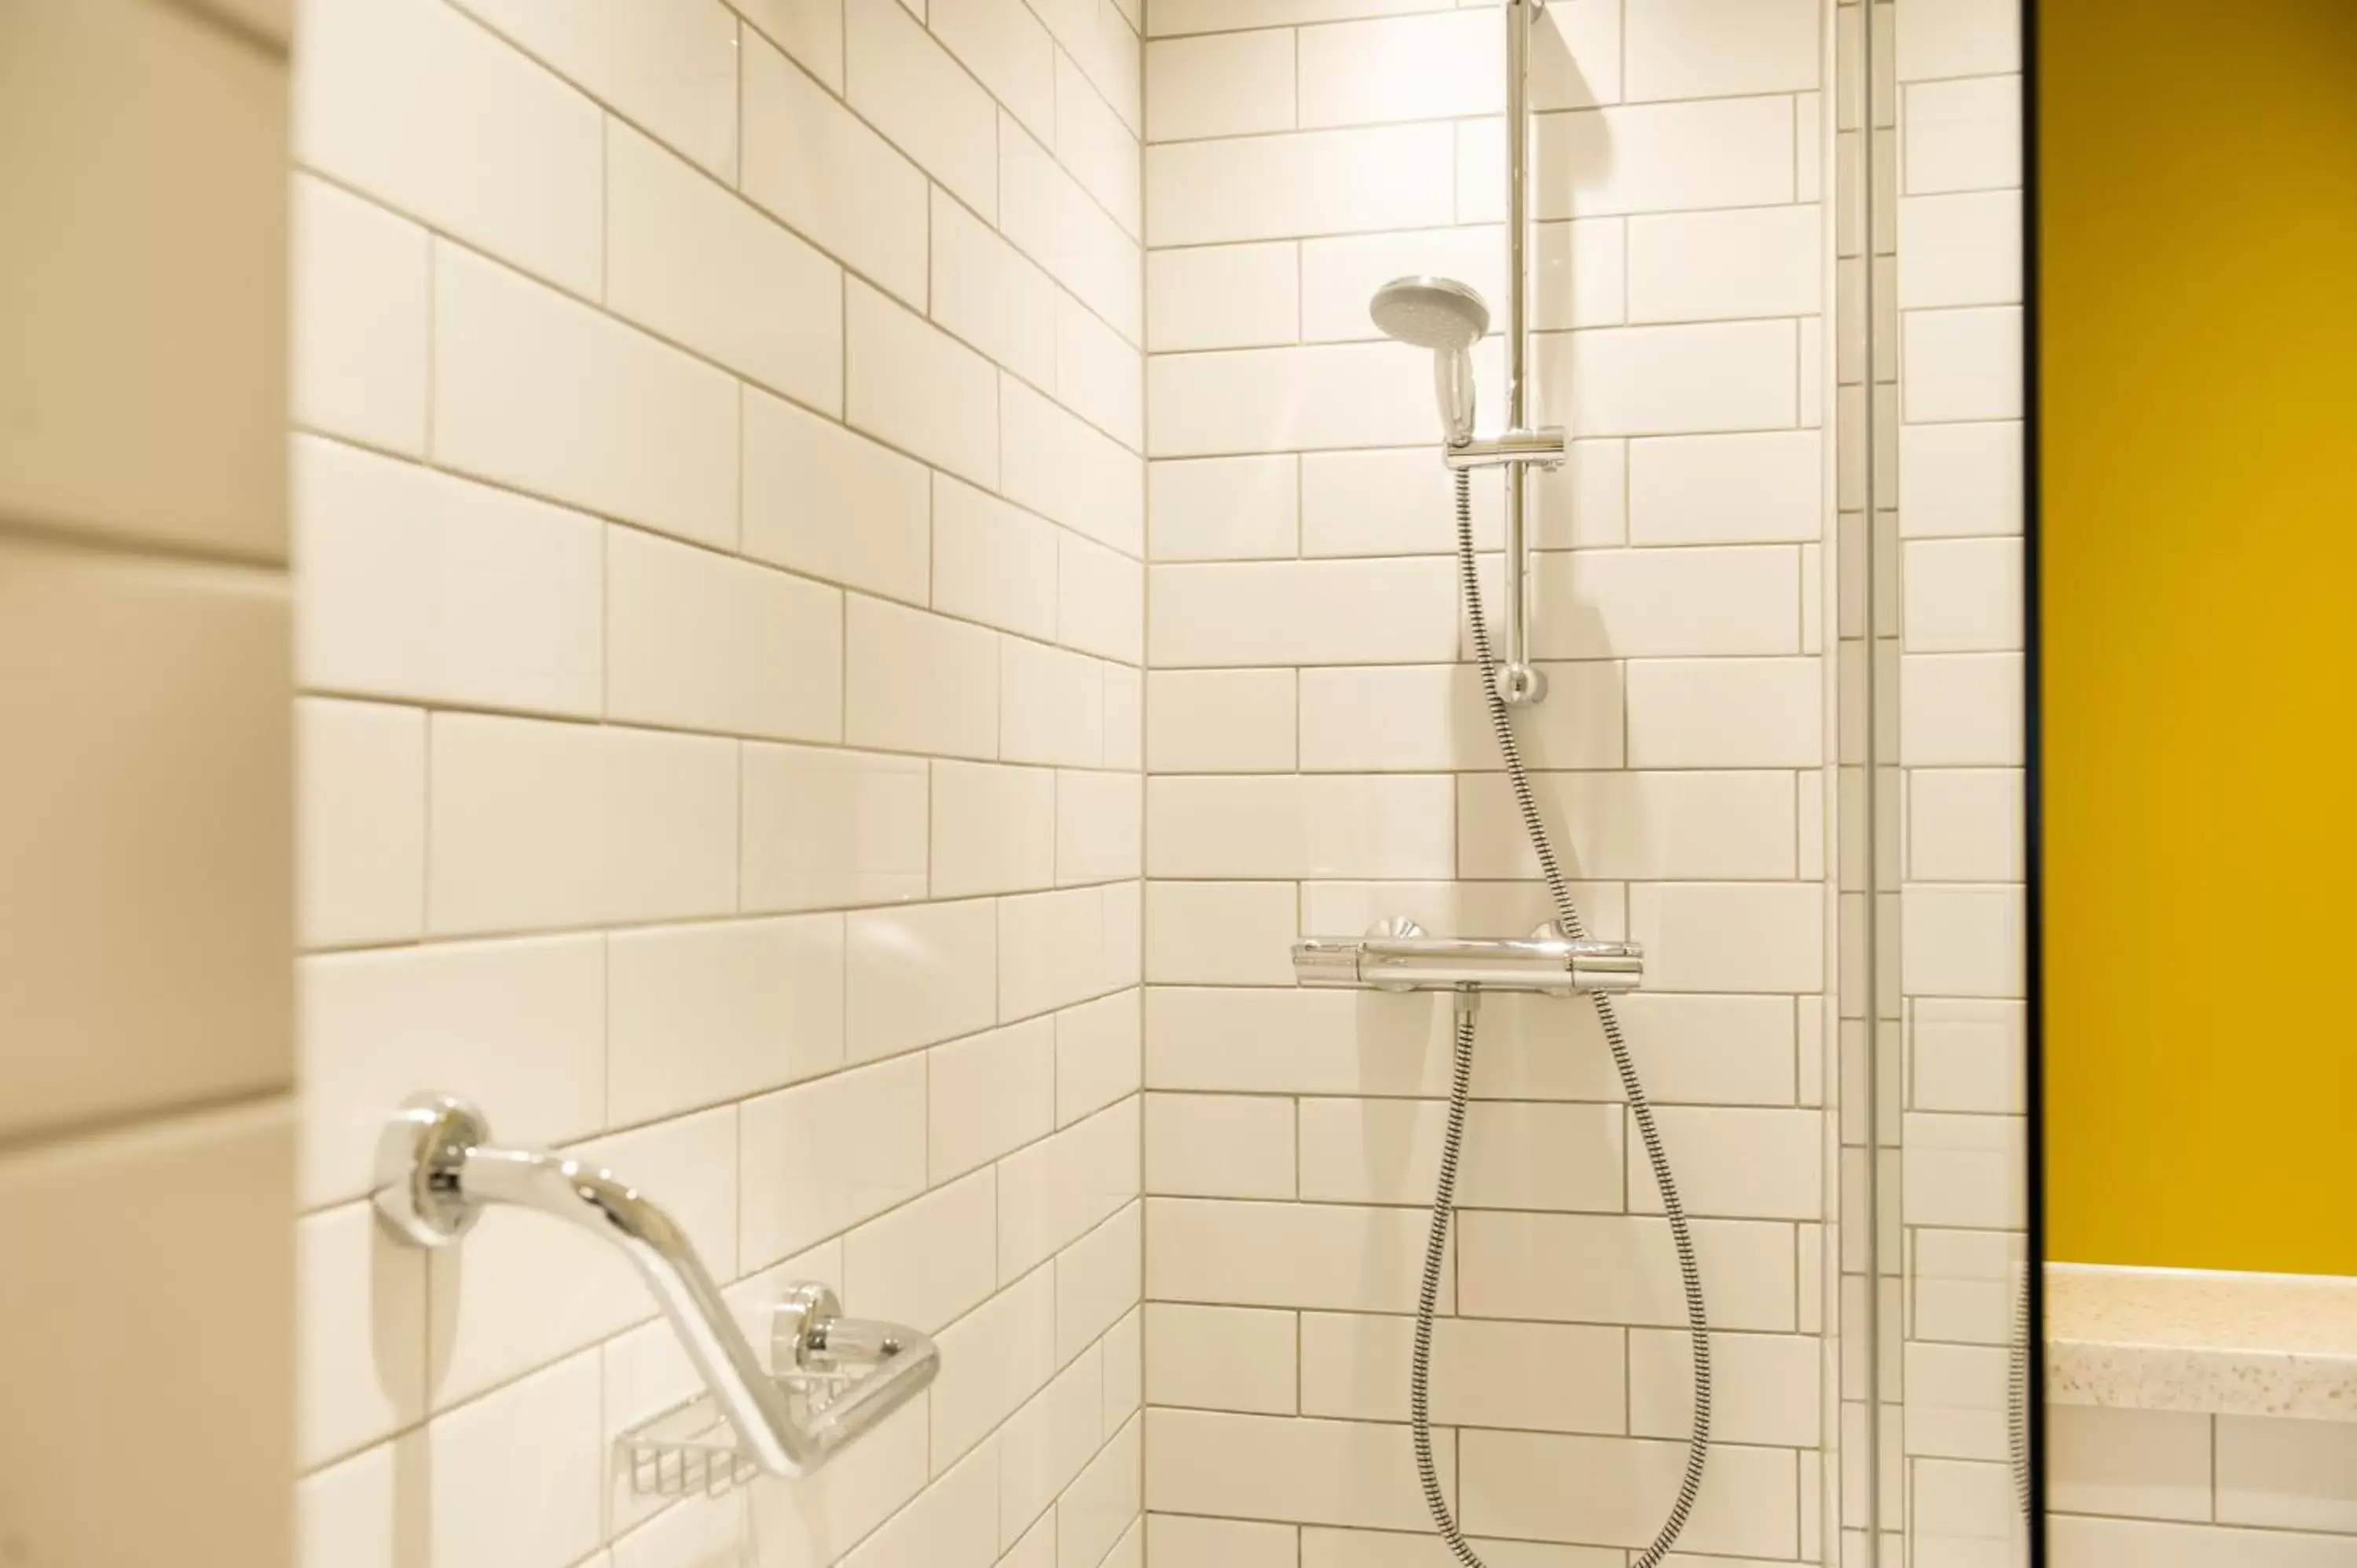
[616,1281,938,1497]
[374,1094,940,1489]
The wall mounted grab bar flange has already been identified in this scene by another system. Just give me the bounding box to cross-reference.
[371,1091,937,1486]
[373,1090,493,1247]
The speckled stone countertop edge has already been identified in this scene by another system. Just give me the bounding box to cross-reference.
[2045,1263,2357,1422]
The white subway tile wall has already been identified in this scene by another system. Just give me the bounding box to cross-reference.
[266,0,2049,1561]
[2047,1406,2357,1565]
[1141,0,1845,1560]
[288,2,1144,1566]
[1883,0,2028,1561]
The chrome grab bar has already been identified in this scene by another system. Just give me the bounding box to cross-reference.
[1292,920,1643,995]
[372,1092,937,1485]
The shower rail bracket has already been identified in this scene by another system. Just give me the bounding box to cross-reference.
[1292,919,1642,995]
[372,1092,937,1489]
[1444,426,1567,471]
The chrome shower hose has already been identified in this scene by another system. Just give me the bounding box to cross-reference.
[1408,469,1712,1567]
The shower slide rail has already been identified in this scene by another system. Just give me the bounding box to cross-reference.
[372,1091,937,1491]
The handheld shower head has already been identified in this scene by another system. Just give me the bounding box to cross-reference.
[1370,275,1489,444]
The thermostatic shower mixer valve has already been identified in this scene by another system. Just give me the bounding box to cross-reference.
[1292,918,1643,996]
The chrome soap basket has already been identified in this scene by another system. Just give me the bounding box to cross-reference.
[373,1092,939,1492]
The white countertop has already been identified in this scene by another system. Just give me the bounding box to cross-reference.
[2046,1263,2357,1422]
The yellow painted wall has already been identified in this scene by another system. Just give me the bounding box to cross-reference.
[2041,2,2357,1273]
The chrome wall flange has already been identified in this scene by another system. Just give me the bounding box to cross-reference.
[372,1090,491,1248]
[772,1280,841,1371]
[1497,662,1550,705]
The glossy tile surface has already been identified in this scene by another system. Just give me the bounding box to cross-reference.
[280,3,1148,1561]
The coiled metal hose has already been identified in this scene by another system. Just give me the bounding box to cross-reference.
[2010,1258,2033,1520]
[1407,468,1712,1567]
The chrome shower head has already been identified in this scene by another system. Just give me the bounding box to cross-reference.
[1370,275,1489,443]
[1370,275,1490,350]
